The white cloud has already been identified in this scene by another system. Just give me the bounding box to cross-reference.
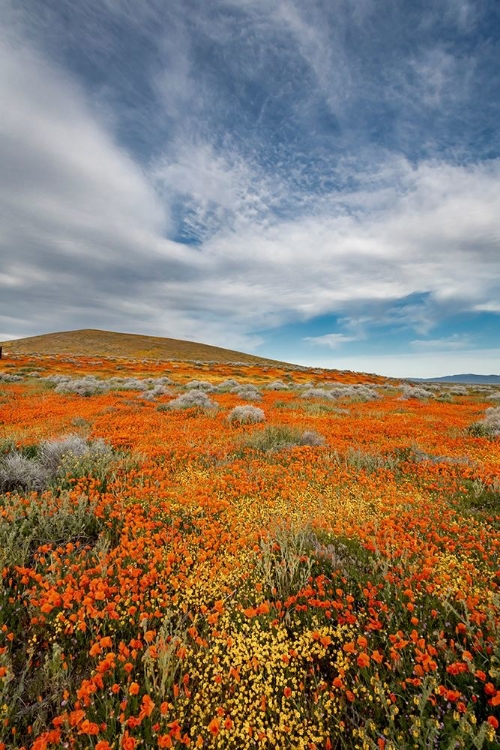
[474,303,500,313]
[410,334,473,350]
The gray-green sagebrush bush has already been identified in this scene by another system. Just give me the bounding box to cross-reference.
[468,406,500,438]
[0,434,114,494]
[227,405,265,425]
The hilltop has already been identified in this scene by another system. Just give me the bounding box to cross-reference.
[0,329,290,366]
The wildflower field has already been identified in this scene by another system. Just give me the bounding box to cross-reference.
[0,353,499,750]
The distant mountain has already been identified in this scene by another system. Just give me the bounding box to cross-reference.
[414,374,500,384]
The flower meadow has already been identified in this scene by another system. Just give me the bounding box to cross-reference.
[0,354,499,750]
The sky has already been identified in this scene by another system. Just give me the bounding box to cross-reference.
[1,0,499,378]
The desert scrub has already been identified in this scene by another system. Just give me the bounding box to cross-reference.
[0,492,104,567]
[301,387,338,400]
[54,375,109,396]
[0,452,48,493]
[42,374,175,396]
[138,385,173,401]
[265,379,289,390]
[335,384,380,401]
[399,384,436,400]
[468,406,500,438]
[230,383,262,401]
[184,379,215,392]
[242,425,325,452]
[0,371,24,382]
[0,435,115,494]
[165,390,218,411]
[227,405,266,425]
[216,378,240,391]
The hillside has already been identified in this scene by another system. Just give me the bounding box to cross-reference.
[0,329,289,366]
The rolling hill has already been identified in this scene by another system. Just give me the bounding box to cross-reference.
[0,329,291,366]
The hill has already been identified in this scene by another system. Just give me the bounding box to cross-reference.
[0,329,290,366]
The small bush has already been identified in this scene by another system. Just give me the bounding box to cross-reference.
[139,386,173,401]
[399,385,435,400]
[321,384,381,401]
[230,384,262,401]
[340,384,380,401]
[166,391,217,411]
[0,493,103,568]
[0,453,48,493]
[485,406,500,430]
[243,425,325,452]
[448,385,470,396]
[228,406,266,425]
[216,378,240,391]
[299,430,325,446]
[266,380,289,390]
[0,372,23,382]
[468,406,500,438]
[469,406,500,438]
[185,380,215,392]
[301,388,337,400]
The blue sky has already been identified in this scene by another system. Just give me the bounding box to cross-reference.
[1,0,499,377]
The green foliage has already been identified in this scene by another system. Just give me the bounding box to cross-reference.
[0,492,103,568]
[242,425,324,452]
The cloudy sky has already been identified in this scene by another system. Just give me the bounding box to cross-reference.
[1,0,499,377]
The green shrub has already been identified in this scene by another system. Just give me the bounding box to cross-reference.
[0,493,103,567]
[242,425,325,452]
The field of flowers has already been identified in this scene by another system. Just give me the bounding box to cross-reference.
[0,353,499,750]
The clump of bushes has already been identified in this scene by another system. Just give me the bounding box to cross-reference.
[0,435,114,494]
[53,375,109,396]
[185,380,215,392]
[301,388,337,400]
[42,374,175,396]
[112,376,173,391]
[138,386,173,401]
[227,406,266,425]
[338,384,380,401]
[301,384,380,402]
[399,384,435,400]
